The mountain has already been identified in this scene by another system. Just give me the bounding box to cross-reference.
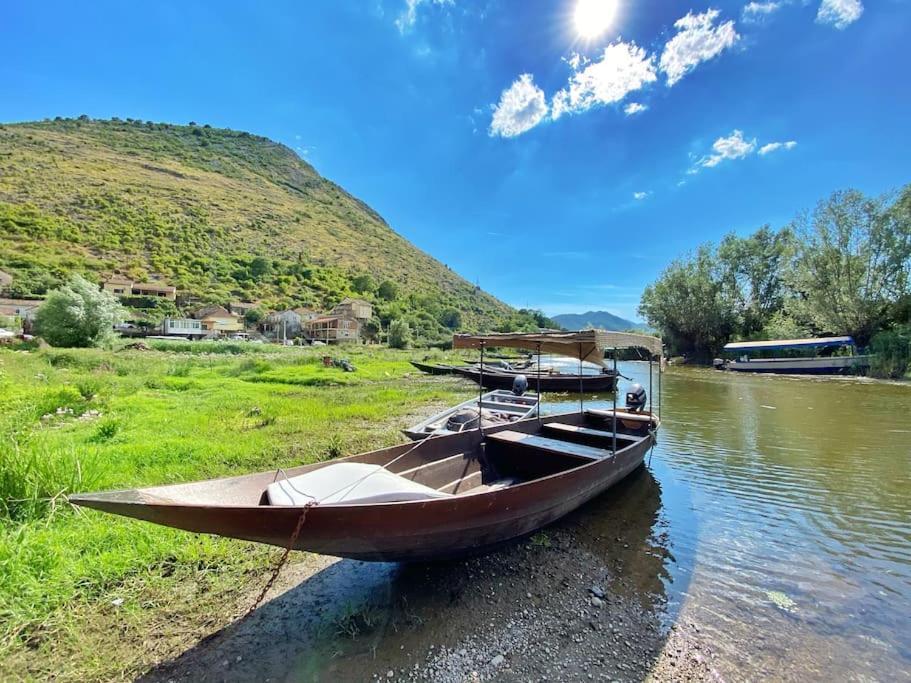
[551,311,648,332]
[0,117,541,340]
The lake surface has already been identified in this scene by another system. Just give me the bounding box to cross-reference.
[570,362,911,680]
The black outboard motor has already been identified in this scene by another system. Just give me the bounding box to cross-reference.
[512,374,528,396]
[625,383,647,412]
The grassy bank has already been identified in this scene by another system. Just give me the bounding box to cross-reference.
[0,345,471,680]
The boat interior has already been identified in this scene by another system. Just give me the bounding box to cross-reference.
[263,409,657,506]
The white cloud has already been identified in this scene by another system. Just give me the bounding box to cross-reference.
[489,74,549,138]
[624,102,648,116]
[816,0,863,29]
[758,140,797,155]
[696,130,757,169]
[633,191,649,200]
[659,9,739,86]
[395,0,453,33]
[742,1,782,21]
[551,41,657,120]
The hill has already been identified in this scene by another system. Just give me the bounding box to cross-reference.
[551,310,647,331]
[0,117,547,341]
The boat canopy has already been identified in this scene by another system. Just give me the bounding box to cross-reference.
[723,336,855,352]
[452,330,663,366]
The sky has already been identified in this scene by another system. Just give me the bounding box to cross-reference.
[2,0,909,321]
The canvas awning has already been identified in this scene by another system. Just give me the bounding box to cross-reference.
[723,336,855,352]
[452,330,662,366]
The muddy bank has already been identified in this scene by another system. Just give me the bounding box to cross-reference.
[141,467,719,682]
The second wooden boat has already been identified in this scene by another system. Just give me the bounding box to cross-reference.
[403,388,539,440]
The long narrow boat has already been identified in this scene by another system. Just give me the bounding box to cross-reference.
[714,336,871,375]
[71,330,663,562]
[451,365,618,393]
[409,360,462,375]
[403,389,539,440]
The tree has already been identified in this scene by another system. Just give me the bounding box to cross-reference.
[439,307,462,330]
[638,246,739,358]
[786,189,911,345]
[250,256,272,280]
[377,280,398,301]
[387,318,411,349]
[351,273,375,294]
[34,274,124,347]
[361,317,381,343]
[244,308,265,326]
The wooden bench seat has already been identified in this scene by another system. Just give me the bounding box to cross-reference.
[543,422,647,444]
[486,430,610,461]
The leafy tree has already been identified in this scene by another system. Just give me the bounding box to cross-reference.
[439,307,462,330]
[244,308,265,325]
[34,274,124,347]
[869,325,911,378]
[387,318,411,349]
[639,246,739,358]
[351,273,375,294]
[361,317,381,343]
[250,256,273,280]
[377,280,398,301]
[786,189,911,345]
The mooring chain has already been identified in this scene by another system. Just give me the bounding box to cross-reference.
[246,500,316,617]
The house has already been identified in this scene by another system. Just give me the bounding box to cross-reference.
[194,305,243,333]
[303,314,360,343]
[331,297,373,322]
[102,276,177,301]
[293,307,319,322]
[160,318,204,338]
[0,298,43,320]
[262,310,302,339]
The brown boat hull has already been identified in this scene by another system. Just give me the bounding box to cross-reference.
[452,367,618,393]
[71,411,655,562]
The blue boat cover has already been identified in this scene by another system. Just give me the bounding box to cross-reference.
[723,336,855,352]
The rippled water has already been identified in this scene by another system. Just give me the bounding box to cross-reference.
[578,363,911,680]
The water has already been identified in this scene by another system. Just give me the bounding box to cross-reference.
[578,363,911,680]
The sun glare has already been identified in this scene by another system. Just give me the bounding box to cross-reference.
[574,0,618,40]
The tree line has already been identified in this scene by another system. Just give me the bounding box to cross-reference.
[639,185,911,376]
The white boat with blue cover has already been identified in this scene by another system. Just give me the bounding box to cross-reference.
[714,336,871,375]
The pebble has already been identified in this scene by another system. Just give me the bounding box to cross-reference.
[490,654,505,667]
[591,596,604,608]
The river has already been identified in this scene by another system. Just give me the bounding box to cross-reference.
[577,362,911,680]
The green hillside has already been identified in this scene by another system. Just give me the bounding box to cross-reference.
[0,117,546,340]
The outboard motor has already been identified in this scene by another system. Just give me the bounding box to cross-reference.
[512,374,528,396]
[625,383,647,412]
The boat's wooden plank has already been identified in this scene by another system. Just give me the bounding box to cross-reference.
[486,430,611,460]
[480,400,534,412]
[397,452,479,488]
[543,422,647,444]
[585,409,653,424]
[437,469,484,494]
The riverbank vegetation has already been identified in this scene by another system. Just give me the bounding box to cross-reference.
[639,185,911,376]
[0,344,473,680]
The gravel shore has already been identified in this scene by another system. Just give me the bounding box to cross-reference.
[143,467,721,682]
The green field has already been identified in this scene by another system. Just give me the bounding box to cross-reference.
[0,344,472,680]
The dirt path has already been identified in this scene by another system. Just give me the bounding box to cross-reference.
[140,467,721,682]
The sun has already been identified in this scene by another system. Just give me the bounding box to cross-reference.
[573,0,618,40]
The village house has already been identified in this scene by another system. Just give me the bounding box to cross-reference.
[262,309,303,339]
[193,305,243,333]
[228,301,260,317]
[159,318,204,338]
[303,313,360,343]
[102,275,177,301]
[294,306,319,322]
[331,297,373,322]
[0,297,43,320]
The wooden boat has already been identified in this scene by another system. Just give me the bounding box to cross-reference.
[713,336,871,375]
[71,330,664,563]
[409,360,461,375]
[403,389,539,440]
[451,365,618,393]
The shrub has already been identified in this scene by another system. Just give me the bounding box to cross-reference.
[387,319,411,349]
[33,275,124,348]
[869,326,911,379]
[377,280,398,301]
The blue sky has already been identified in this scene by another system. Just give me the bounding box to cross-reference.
[2,1,909,321]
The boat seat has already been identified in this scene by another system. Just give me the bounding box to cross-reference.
[543,422,648,444]
[266,463,452,506]
[486,430,611,461]
[585,409,653,424]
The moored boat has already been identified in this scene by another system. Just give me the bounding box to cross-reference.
[71,331,664,563]
[713,336,871,375]
[403,387,538,440]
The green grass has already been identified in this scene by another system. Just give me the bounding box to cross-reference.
[0,345,472,680]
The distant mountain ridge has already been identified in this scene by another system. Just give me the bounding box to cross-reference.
[551,310,647,332]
